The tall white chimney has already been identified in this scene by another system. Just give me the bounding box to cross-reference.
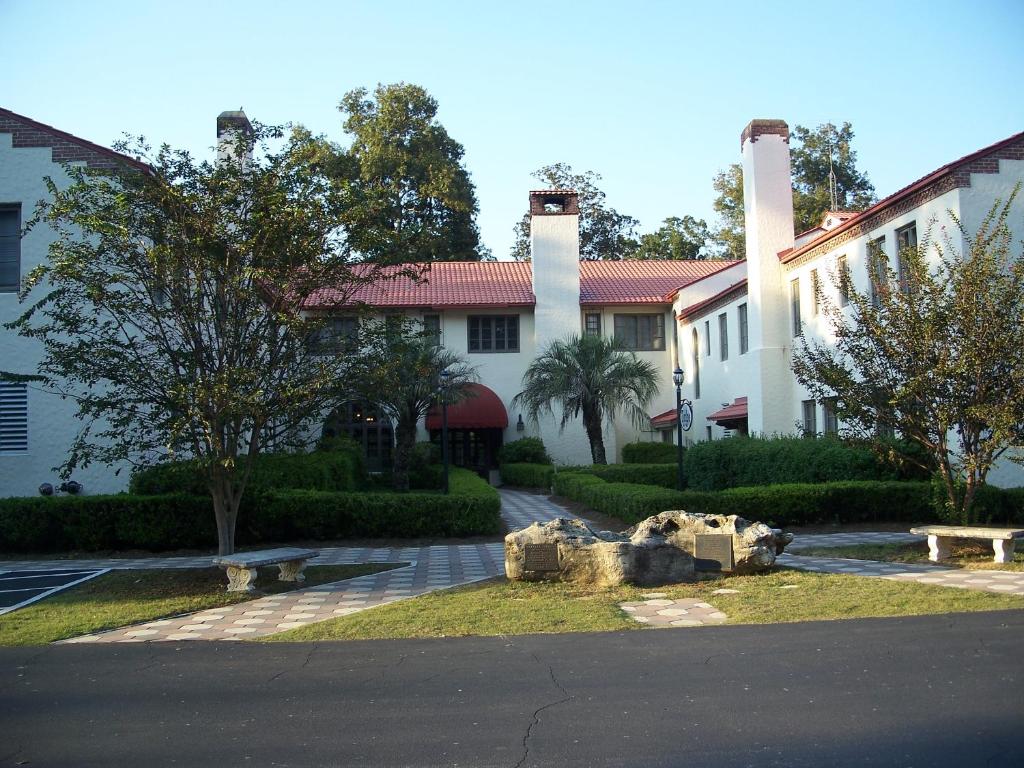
[740,119,796,435]
[216,109,253,166]
[530,190,581,350]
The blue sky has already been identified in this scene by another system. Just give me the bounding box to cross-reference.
[4,0,1023,258]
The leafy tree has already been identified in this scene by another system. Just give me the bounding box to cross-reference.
[634,215,714,260]
[2,125,386,555]
[790,122,876,233]
[792,191,1024,525]
[510,164,639,261]
[711,122,877,258]
[711,164,746,260]
[329,82,486,263]
[351,318,477,491]
[513,334,659,464]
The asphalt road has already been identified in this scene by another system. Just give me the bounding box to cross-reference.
[2,610,1022,767]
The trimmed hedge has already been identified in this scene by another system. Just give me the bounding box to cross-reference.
[129,445,366,496]
[575,463,679,489]
[497,438,551,465]
[500,463,555,489]
[682,435,924,491]
[552,470,953,528]
[0,469,500,553]
[622,442,679,464]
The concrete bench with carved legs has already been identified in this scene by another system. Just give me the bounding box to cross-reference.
[212,547,320,593]
[909,525,1024,564]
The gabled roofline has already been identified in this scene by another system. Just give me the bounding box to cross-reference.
[662,259,744,301]
[0,107,151,173]
[780,129,1024,265]
[676,279,748,322]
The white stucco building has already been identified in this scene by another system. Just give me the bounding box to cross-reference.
[1,109,1022,495]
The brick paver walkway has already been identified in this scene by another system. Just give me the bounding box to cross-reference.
[5,490,1022,642]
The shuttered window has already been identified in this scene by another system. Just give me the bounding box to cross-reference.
[0,382,28,452]
[0,206,20,293]
[613,314,665,351]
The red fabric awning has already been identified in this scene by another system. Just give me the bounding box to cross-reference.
[426,383,509,430]
[707,397,748,427]
[649,408,677,428]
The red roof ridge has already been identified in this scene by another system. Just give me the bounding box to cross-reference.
[781,129,1024,264]
[0,107,150,172]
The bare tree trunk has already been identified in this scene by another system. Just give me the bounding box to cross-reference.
[392,419,418,492]
[210,471,239,556]
[583,405,607,465]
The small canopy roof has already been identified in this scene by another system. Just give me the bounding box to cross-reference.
[707,397,748,428]
[649,408,678,429]
[426,383,509,430]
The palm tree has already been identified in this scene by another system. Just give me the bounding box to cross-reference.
[352,318,477,491]
[513,334,660,464]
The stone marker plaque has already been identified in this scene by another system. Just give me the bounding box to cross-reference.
[694,534,734,572]
[524,543,560,572]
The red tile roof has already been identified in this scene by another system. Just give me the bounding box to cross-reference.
[650,408,678,428]
[780,129,1024,264]
[707,397,748,425]
[303,259,742,310]
[580,260,739,305]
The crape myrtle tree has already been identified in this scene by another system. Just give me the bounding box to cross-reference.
[792,191,1024,525]
[513,334,659,464]
[3,124,393,555]
[510,164,640,261]
[351,317,477,491]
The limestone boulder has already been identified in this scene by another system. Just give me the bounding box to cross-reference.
[504,517,694,587]
[625,511,794,575]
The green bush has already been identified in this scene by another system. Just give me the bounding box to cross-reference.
[500,463,555,489]
[552,470,939,528]
[576,463,679,489]
[129,445,366,496]
[622,442,680,464]
[248,468,500,541]
[682,435,919,491]
[0,494,216,552]
[497,437,551,465]
[0,469,499,553]
[930,477,1024,526]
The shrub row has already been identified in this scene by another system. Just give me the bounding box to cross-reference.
[621,442,680,464]
[129,444,366,496]
[497,438,552,465]
[682,435,927,491]
[575,463,679,489]
[0,469,499,553]
[499,463,555,489]
[552,471,954,528]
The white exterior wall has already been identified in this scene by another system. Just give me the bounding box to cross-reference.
[676,293,758,444]
[0,135,130,497]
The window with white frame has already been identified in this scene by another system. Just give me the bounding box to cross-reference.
[895,222,917,293]
[312,316,359,353]
[837,254,850,307]
[790,278,802,337]
[0,382,28,452]
[801,399,817,437]
[613,314,664,351]
[691,328,700,399]
[584,312,601,336]
[0,205,20,293]
[811,268,821,316]
[468,315,519,352]
[704,320,711,356]
[718,313,728,361]
[822,397,838,435]
[738,303,748,354]
[867,236,887,307]
[423,314,441,346]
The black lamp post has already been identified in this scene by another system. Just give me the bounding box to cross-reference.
[673,366,685,491]
[440,368,451,495]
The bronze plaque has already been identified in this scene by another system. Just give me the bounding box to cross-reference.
[524,543,560,572]
[694,534,734,572]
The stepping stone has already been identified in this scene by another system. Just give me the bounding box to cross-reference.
[779,585,799,590]
[644,599,674,606]
[712,588,739,594]
[640,593,668,599]
[657,609,689,617]
[670,619,704,627]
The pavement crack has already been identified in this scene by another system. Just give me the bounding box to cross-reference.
[267,644,317,684]
[514,653,574,768]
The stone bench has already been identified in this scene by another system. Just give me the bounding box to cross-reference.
[909,525,1024,564]
[212,547,320,593]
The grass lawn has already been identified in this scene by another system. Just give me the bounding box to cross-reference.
[265,567,1024,643]
[0,563,400,647]
[794,540,1024,571]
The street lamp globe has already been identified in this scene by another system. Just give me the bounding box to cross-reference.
[672,367,683,387]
